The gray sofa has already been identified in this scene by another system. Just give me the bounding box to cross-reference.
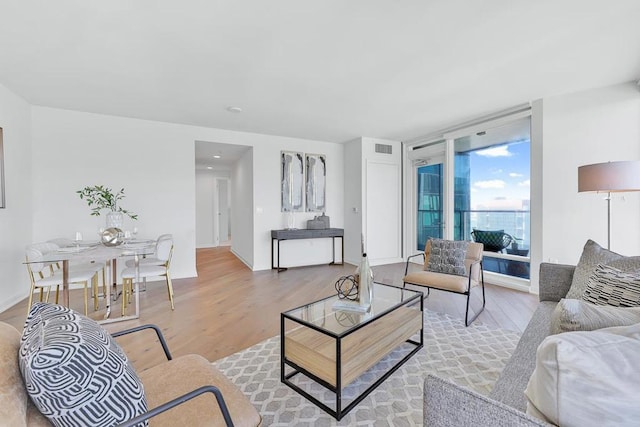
[424,262,575,426]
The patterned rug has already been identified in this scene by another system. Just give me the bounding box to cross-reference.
[213,311,521,426]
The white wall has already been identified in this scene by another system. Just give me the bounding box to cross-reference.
[536,82,640,291]
[230,150,253,266]
[26,106,343,288]
[0,84,33,312]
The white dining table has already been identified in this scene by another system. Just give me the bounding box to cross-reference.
[25,240,155,324]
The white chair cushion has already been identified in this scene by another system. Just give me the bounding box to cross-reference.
[124,257,163,268]
[122,265,167,279]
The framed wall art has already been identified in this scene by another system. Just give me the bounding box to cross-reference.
[281,151,304,212]
[305,153,326,212]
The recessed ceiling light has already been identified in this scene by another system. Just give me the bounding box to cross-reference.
[213,155,221,159]
[207,166,213,170]
[227,106,242,113]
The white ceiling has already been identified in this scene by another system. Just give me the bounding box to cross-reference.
[1,1,639,143]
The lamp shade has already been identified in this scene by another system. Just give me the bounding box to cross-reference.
[578,160,640,193]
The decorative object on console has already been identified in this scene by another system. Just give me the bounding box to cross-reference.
[578,160,640,250]
[305,153,326,212]
[77,185,138,228]
[306,215,326,229]
[281,151,304,213]
[101,227,124,246]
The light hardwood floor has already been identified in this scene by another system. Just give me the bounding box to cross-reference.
[0,247,538,368]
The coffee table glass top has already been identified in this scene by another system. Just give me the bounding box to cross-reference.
[283,283,422,337]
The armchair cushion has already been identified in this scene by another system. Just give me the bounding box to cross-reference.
[139,354,261,427]
[425,239,469,276]
[19,303,147,427]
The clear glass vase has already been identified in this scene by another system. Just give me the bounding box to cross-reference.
[106,211,124,229]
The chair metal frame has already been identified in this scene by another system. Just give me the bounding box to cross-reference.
[403,252,486,326]
[111,324,234,427]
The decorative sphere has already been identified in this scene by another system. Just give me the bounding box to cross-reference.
[101,227,124,246]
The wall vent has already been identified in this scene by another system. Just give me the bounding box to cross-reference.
[375,143,392,154]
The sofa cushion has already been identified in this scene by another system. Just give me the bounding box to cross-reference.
[19,303,148,427]
[140,353,261,427]
[550,298,640,334]
[525,323,640,426]
[566,240,623,299]
[425,239,469,276]
[582,264,640,307]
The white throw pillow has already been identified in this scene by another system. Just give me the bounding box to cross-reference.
[525,323,640,427]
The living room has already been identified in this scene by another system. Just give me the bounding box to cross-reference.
[1,2,640,426]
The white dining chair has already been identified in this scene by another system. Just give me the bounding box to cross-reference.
[121,238,175,314]
[46,239,108,302]
[124,234,173,268]
[25,248,100,316]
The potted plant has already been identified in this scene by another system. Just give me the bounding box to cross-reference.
[77,185,137,228]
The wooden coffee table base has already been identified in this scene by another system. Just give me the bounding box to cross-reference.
[281,291,423,420]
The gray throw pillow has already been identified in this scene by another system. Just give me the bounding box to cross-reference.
[565,240,624,299]
[426,239,469,276]
[582,264,640,307]
[550,298,640,334]
[19,303,148,427]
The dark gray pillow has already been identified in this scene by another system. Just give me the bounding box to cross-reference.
[582,264,640,307]
[19,303,148,427]
[566,240,624,299]
[426,239,469,276]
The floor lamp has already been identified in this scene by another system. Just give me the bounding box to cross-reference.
[578,160,640,249]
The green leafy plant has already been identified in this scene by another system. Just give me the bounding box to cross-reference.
[77,185,138,220]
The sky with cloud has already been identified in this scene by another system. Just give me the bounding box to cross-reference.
[468,141,530,210]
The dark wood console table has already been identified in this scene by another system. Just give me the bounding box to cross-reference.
[271,228,344,272]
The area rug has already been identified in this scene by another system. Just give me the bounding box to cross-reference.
[213,311,521,426]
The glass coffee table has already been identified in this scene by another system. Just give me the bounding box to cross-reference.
[280,282,423,420]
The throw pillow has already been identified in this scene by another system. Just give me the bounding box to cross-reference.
[565,239,623,299]
[19,303,148,427]
[550,298,640,334]
[582,264,640,307]
[525,323,640,427]
[426,239,469,276]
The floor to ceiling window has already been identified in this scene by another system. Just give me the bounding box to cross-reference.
[408,111,532,287]
[454,117,531,279]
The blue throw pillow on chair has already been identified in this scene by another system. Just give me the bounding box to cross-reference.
[426,239,469,276]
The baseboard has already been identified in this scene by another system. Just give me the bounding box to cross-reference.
[230,248,254,270]
[0,292,29,314]
[484,271,530,292]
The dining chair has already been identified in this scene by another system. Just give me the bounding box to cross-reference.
[46,238,108,304]
[124,234,173,268]
[121,238,175,314]
[25,248,100,316]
